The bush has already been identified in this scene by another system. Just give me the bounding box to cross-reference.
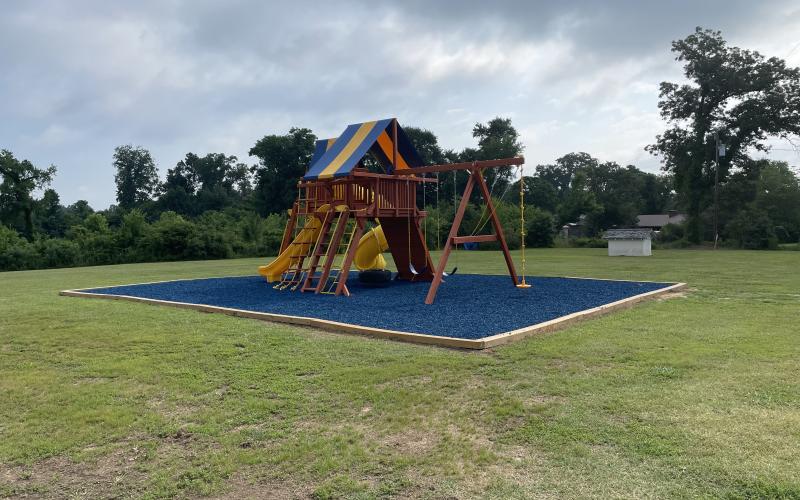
[143,212,201,260]
[34,238,81,268]
[725,208,778,250]
[68,218,118,265]
[658,223,685,243]
[571,237,607,248]
[0,225,39,270]
[525,208,555,248]
[195,212,235,259]
[262,213,288,255]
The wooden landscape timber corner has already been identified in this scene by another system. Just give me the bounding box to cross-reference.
[60,281,687,350]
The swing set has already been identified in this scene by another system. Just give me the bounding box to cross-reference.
[258,118,532,304]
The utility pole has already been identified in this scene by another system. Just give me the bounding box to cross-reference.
[713,130,725,249]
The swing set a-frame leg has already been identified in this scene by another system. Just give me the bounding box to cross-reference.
[474,169,519,286]
[425,172,475,304]
[424,169,520,305]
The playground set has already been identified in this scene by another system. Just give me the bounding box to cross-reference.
[61,118,685,349]
[258,117,529,304]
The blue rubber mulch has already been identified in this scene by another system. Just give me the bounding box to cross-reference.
[81,274,674,340]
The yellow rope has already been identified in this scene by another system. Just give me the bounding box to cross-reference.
[517,164,531,288]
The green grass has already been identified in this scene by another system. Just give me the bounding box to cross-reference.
[1,249,799,498]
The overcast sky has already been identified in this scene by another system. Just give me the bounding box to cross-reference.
[2,1,800,208]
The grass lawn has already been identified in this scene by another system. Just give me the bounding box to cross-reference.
[1,249,798,498]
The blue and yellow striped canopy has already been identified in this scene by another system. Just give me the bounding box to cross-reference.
[304,119,423,180]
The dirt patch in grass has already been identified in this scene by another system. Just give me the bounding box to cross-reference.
[147,397,200,421]
[1,445,148,498]
[381,428,439,455]
[655,289,689,301]
[211,473,313,499]
[525,394,566,406]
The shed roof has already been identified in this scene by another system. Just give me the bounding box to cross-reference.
[603,229,654,240]
[303,118,423,180]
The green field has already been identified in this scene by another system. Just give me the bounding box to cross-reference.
[1,249,798,499]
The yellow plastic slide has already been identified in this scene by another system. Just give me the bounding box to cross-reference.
[354,225,388,271]
[258,215,324,282]
[259,222,389,282]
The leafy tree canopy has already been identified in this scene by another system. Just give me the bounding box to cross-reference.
[648,27,800,242]
[113,145,159,210]
[0,149,56,239]
[249,127,316,216]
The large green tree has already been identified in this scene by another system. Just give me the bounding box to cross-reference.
[529,152,674,234]
[648,27,800,243]
[36,188,67,237]
[0,149,57,239]
[113,145,160,210]
[249,128,316,216]
[536,152,598,202]
[159,152,251,216]
[404,126,449,207]
[467,117,523,198]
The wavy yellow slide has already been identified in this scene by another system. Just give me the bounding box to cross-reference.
[258,215,324,282]
[354,225,388,271]
[259,223,389,283]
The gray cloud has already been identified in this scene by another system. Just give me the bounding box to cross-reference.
[2,0,799,207]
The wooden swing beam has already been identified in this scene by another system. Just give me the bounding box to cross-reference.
[394,157,524,175]
[396,157,524,304]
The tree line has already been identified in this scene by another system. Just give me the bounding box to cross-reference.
[2,28,800,271]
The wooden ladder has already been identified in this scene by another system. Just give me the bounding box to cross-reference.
[318,218,360,295]
[301,209,350,293]
[273,210,332,291]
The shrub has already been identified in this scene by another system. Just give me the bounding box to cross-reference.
[571,237,607,248]
[68,218,118,265]
[143,212,201,260]
[725,208,778,250]
[0,225,39,270]
[262,213,288,255]
[525,208,555,248]
[658,223,685,243]
[34,238,80,268]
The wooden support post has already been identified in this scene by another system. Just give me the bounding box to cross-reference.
[424,172,476,304]
[474,171,519,286]
[279,204,298,254]
[334,217,366,296]
[412,213,435,280]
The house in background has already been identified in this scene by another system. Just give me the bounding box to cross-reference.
[560,214,588,239]
[603,229,654,256]
[636,210,686,230]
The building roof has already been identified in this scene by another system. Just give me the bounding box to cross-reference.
[637,214,669,227]
[303,118,423,180]
[637,213,686,227]
[603,229,654,240]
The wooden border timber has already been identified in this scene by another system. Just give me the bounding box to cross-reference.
[59,280,687,350]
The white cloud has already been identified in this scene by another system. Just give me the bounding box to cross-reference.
[1,0,798,207]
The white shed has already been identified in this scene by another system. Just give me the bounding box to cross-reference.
[603,229,653,256]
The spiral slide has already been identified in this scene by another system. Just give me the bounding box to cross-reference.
[354,225,388,271]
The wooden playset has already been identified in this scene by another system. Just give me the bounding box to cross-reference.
[258,118,528,304]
